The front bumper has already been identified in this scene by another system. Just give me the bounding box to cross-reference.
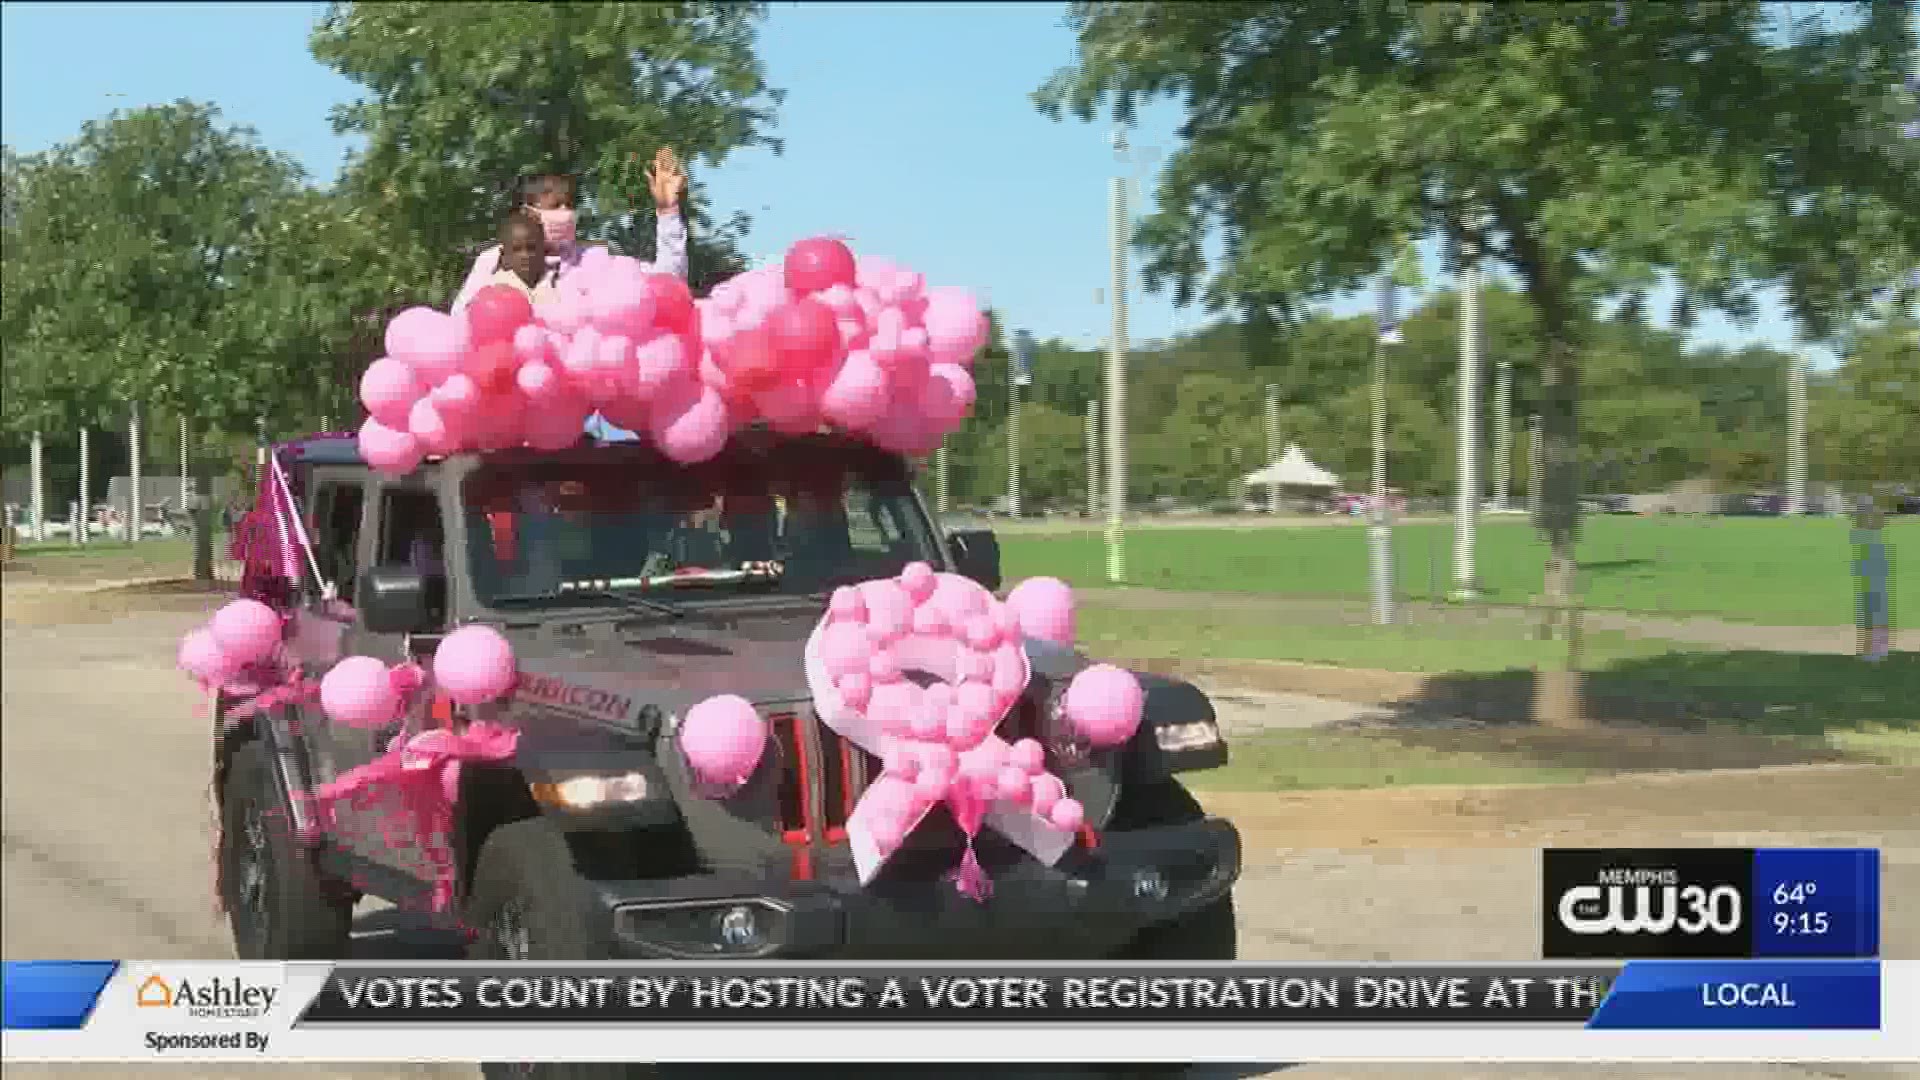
[592,817,1241,960]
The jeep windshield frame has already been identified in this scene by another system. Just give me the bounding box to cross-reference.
[446,430,949,619]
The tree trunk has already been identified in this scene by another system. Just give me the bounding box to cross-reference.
[1533,332,1587,728]
[190,428,216,583]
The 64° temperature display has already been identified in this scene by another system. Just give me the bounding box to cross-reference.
[1752,849,1879,958]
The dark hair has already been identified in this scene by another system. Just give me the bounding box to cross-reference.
[498,206,543,243]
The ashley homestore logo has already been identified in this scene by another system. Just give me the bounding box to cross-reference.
[135,973,278,1021]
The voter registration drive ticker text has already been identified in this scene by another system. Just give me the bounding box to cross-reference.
[2,847,1909,1066]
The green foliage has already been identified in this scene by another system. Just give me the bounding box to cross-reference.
[2,103,313,438]
[1035,0,1919,626]
[310,0,781,304]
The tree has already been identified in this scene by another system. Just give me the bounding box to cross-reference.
[1036,0,1919,724]
[1813,319,1920,493]
[310,1,783,304]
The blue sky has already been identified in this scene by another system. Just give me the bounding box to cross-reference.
[2,2,1899,369]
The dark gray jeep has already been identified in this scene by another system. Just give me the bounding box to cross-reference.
[212,427,1241,1073]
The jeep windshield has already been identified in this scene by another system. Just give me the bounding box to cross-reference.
[459,431,943,611]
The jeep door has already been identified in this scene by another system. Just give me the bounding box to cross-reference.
[329,479,452,883]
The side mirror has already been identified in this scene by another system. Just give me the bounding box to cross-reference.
[359,564,432,636]
[947,528,1002,591]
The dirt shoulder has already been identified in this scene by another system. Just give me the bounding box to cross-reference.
[1204,763,1919,852]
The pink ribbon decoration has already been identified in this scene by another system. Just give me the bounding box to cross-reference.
[314,721,519,912]
[801,564,1080,901]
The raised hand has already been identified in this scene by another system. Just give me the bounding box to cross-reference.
[645,147,685,212]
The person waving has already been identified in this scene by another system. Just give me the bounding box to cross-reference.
[452,147,688,313]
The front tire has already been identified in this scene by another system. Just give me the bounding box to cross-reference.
[467,819,646,1080]
[1104,782,1238,1080]
[219,741,353,960]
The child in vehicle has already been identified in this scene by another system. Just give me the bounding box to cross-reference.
[490,208,556,305]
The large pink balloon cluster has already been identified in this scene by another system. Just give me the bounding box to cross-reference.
[178,599,285,692]
[697,238,988,455]
[755,564,1149,900]
[357,236,990,475]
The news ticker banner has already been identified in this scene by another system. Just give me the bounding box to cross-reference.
[5,960,1916,1065]
[1542,847,1880,960]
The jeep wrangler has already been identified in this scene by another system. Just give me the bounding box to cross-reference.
[212,426,1242,1076]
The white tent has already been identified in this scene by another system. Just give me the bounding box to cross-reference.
[1241,444,1340,490]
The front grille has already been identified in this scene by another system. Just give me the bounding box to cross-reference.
[767,710,877,875]
[764,690,1068,881]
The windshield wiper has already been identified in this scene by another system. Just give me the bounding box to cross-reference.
[492,589,685,619]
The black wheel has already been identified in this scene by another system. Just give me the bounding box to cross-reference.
[468,819,647,1080]
[1102,782,1236,1080]
[1114,780,1238,961]
[219,740,353,960]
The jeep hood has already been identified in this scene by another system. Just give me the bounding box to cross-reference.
[500,608,1094,729]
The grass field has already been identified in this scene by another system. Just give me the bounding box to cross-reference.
[1002,515,1917,627]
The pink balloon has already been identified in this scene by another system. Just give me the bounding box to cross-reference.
[469,390,528,451]
[955,682,997,743]
[434,372,483,420]
[819,621,871,679]
[829,585,868,623]
[899,561,937,601]
[320,655,401,728]
[785,236,859,294]
[633,333,692,400]
[766,298,841,375]
[1061,664,1145,748]
[359,418,423,476]
[360,357,424,429]
[647,378,730,464]
[560,325,603,383]
[594,331,632,375]
[962,614,1001,652]
[990,644,1028,699]
[408,397,453,455]
[433,625,516,706]
[910,603,948,638]
[1008,738,1046,775]
[179,627,237,684]
[872,681,917,731]
[1005,576,1076,646]
[867,393,940,455]
[1030,774,1064,817]
[754,377,820,432]
[819,350,890,430]
[859,579,913,642]
[925,363,976,422]
[517,361,562,400]
[680,694,768,786]
[922,286,989,366]
[995,766,1031,804]
[836,672,872,711]
[541,292,587,336]
[386,307,467,384]
[955,647,992,684]
[512,322,550,365]
[525,398,591,452]
[868,648,901,683]
[1048,798,1086,832]
[211,599,282,666]
[589,267,656,338]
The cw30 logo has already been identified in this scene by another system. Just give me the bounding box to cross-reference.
[1556,883,1744,937]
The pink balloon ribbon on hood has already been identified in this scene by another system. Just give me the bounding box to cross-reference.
[315,720,518,912]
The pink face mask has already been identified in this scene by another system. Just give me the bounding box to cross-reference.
[533,206,576,249]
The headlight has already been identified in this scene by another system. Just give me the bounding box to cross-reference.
[531,771,651,810]
[1155,720,1221,753]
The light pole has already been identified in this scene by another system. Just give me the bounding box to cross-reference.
[1494,360,1513,512]
[29,430,45,543]
[1452,218,1486,600]
[1786,354,1808,515]
[934,445,950,517]
[1009,329,1034,519]
[1528,413,1543,522]
[127,403,142,546]
[1106,130,1130,584]
[1085,399,1100,518]
[178,414,191,514]
[1265,384,1282,514]
[1370,277,1398,625]
[77,425,91,547]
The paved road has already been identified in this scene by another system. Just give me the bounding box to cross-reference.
[3,604,1914,1080]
